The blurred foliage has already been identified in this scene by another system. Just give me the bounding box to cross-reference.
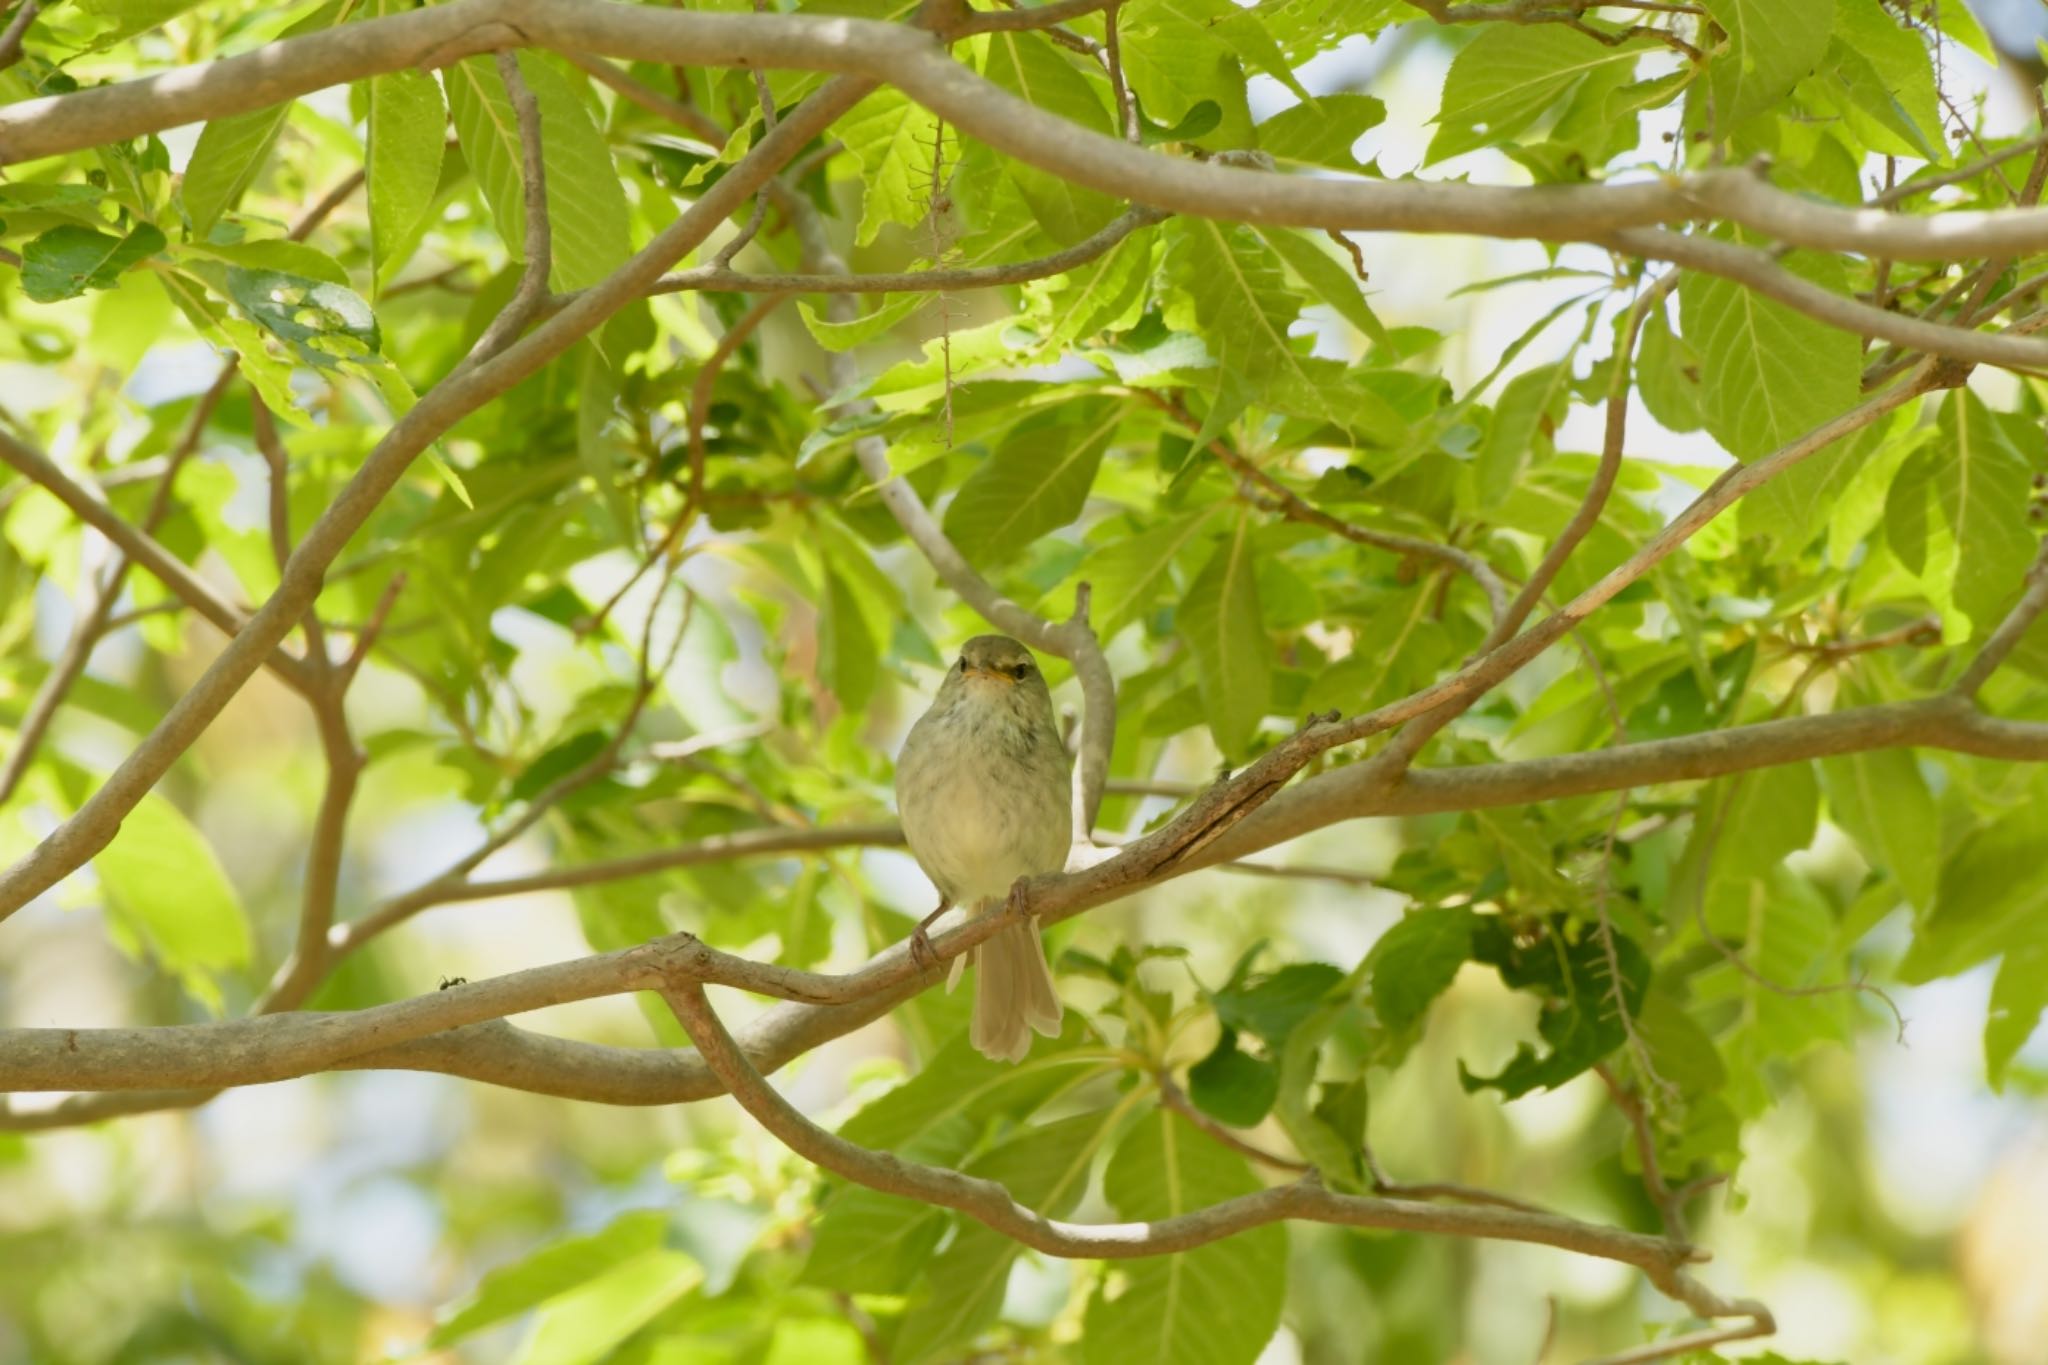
[3,0,2047,1361]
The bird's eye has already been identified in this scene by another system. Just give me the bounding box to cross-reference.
[954,657,966,672]
[1011,662,1032,679]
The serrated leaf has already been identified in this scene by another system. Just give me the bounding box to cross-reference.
[942,397,1120,566]
[1037,233,1153,354]
[984,31,1120,244]
[1678,245,1859,461]
[836,87,944,247]
[1930,388,2036,632]
[445,53,631,291]
[1460,916,1648,1098]
[1428,24,1651,164]
[1255,94,1385,172]
[1081,1110,1286,1365]
[20,224,166,303]
[369,65,447,279]
[1179,516,1269,759]
[1699,0,1835,131]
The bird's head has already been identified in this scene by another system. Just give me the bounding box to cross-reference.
[940,634,1055,718]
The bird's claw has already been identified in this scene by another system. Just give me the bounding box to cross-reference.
[909,925,938,973]
[1001,878,1032,922]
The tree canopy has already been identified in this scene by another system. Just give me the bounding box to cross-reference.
[3,0,2048,1361]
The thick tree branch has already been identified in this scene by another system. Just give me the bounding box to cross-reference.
[5,0,2048,267]
[6,697,2042,1119]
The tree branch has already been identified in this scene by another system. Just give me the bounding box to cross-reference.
[659,978,1757,1323]
[0,428,319,697]
[1951,538,2048,698]
[0,369,235,805]
[4,0,2047,268]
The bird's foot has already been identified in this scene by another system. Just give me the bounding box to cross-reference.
[908,898,951,973]
[1000,878,1033,923]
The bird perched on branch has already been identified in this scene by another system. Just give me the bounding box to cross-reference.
[895,634,1070,1061]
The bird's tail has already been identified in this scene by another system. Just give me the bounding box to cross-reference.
[965,917,1063,1062]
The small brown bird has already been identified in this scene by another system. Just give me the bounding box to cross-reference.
[895,634,1070,1061]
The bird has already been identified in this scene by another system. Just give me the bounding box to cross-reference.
[895,633,1071,1061]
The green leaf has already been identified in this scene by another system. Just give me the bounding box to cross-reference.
[1188,1029,1279,1126]
[1678,246,1859,461]
[184,237,350,286]
[1212,961,1345,1043]
[819,569,878,709]
[894,1108,1115,1364]
[1255,94,1385,172]
[1081,1110,1286,1365]
[1901,804,2048,983]
[1461,916,1648,1099]
[1428,24,1651,164]
[1475,362,1570,510]
[1036,233,1153,353]
[1257,225,1387,344]
[182,108,292,238]
[836,87,944,247]
[942,397,1121,566]
[1810,38,1939,160]
[1118,0,1254,141]
[1821,747,1937,912]
[445,53,632,291]
[368,65,447,280]
[1986,942,2048,1088]
[984,31,1120,244]
[20,224,167,303]
[226,266,380,367]
[1179,516,1270,759]
[174,3,340,235]
[1930,388,2036,633]
[1080,505,1224,636]
[797,292,927,351]
[1699,0,1835,131]
[1634,296,1703,433]
[430,1211,667,1346]
[510,1248,703,1365]
[1740,419,1881,550]
[1369,908,1477,1034]
[92,791,251,998]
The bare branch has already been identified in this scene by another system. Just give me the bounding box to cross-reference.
[468,51,553,362]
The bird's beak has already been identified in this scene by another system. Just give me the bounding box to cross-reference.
[963,665,1016,687]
